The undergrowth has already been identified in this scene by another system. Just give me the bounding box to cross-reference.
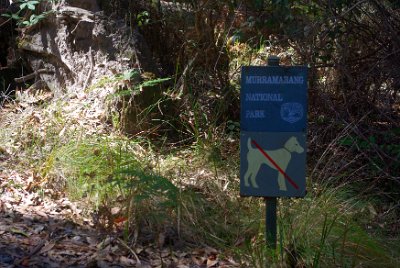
[34,127,398,267]
[277,185,395,267]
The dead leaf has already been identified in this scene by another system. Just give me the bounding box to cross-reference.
[119,256,136,266]
[192,256,206,266]
[368,203,377,218]
[227,258,240,267]
[0,224,8,232]
[58,126,66,137]
[72,235,85,244]
[151,258,162,266]
[135,246,144,254]
[205,246,218,255]
[97,237,113,249]
[21,257,30,266]
[136,264,152,268]
[35,210,49,221]
[161,249,170,258]
[158,232,165,247]
[175,251,188,258]
[33,225,45,234]
[111,207,121,215]
[97,260,110,268]
[113,216,127,224]
[206,247,218,268]
[24,172,35,191]
[192,248,205,255]
[86,236,99,246]
[105,254,114,262]
[39,242,55,254]
[207,258,219,268]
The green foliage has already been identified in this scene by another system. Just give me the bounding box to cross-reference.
[51,137,141,205]
[20,12,50,26]
[136,10,150,27]
[139,77,171,88]
[1,0,54,27]
[276,186,396,268]
[120,69,140,81]
[92,69,170,99]
[226,120,240,137]
[2,12,22,21]
[19,0,40,10]
[113,168,178,212]
[47,135,181,232]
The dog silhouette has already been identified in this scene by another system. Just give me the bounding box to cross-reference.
[244,136,304,191]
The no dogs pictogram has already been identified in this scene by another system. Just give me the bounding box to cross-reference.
[250,139,300,190]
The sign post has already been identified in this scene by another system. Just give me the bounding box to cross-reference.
[265,56,279,250]
[265,196,277,249]
[240,56,308,249]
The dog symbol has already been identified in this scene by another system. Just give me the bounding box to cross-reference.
[244,136,304,191]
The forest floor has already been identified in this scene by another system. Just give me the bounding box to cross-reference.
[0,95,240,268]
[0,169,240,268]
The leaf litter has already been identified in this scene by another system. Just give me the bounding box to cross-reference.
[0,168,240,267]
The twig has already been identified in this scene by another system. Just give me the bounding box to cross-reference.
[172,52,198,99]
[14,240,46,266]
[14,69,54,83]
[82,46,94,91]
[70,20,83,34]
[0,17,11,28]
[213,1,243,72]
[116,238,141,265]
[310,112,371,179]
[340,0,368,18]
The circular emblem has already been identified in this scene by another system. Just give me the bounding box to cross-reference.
[280,102,303,124]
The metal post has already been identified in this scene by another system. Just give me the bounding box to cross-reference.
[268,55,280,66]
[265,197,277,249]
[265,55,280,250]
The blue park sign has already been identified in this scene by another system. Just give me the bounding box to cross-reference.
[241,66,307,132]
[240,66,308,197]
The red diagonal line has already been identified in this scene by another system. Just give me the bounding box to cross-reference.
[251,139,299,190]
